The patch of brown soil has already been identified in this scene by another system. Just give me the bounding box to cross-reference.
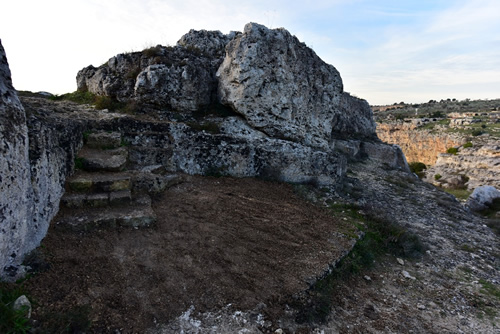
[25,176,353,332]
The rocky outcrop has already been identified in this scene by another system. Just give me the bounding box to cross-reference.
[466,185,500,212]
[377,122,463,165]
[217,23,376,149]
[78,23,377,150]
[77,30,235,112]
[425,140,500,190]
[0,40,32,278]
[75,22,401,175]
[177,29,238,59]
[1,42,84,279]
[2,23,410,279]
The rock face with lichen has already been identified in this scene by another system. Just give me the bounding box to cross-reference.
[217,23,376,149]
[0,41,84,279]
[0,40,32,277]
[77,30,236,112]
[77,23,377,149]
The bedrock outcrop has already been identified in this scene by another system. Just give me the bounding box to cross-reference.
[217,23,376,149]
[74,23,400,176]
[77,30,235,112]
[425,139,500,190]
[0,42,84,279]
[77,23,377,150]
[377,122,463,165]
[2,23,409,279]
[0,40,32,277]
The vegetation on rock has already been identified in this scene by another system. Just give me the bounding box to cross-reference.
[408,161,427,178]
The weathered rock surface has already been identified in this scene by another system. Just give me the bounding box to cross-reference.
[78,146,128,172]
[425,139,500,190]
[0,42,83,279]
[57,131,156,230]
[77,29,233,112]
[377,122,463,165]
[466,185,500,212]
[13,295,31,318]
[2,23,409,279]
[177,29,237,59]
[217,22,376,149]
[0,40,32,278]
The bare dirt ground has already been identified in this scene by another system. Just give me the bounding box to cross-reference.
[23,176,356,333]
[16,160,500,334]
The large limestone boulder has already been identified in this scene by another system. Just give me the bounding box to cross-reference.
[0,40,33,278]
[217,22,376,149]
[466,185,500,212]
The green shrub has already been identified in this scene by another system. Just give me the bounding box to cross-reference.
[434,174,442,180]
[446,147,458,154]
[463,142,473,148]
[82,131,92,143]
[50,90,96,104]
[443,188,472,200]
[472,129,483,136]
[125,66,141,80]
[94,96,113,110]
[142,45,162,58]
[74,157,84,170]
[49,91,124,111]
[430,111,444,118]
[293,203,425,324]
[408,162,427,178]
[94,96,125,111]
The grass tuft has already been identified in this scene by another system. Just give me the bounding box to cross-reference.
[293,203,425,324]
[0,282,31,334]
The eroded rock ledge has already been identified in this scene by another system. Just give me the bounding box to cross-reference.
[1,23,408,278]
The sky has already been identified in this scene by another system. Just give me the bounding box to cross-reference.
[1,0,499,105]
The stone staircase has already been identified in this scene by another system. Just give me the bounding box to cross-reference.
[54,132,157,230]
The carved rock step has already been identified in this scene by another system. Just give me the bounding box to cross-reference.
[67,171,131,193]
[61,190,132,209]
[78,146,128,172]
[54,195,155,230]
[86,131,122,149]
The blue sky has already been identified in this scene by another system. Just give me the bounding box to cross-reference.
[1,0,499,105]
